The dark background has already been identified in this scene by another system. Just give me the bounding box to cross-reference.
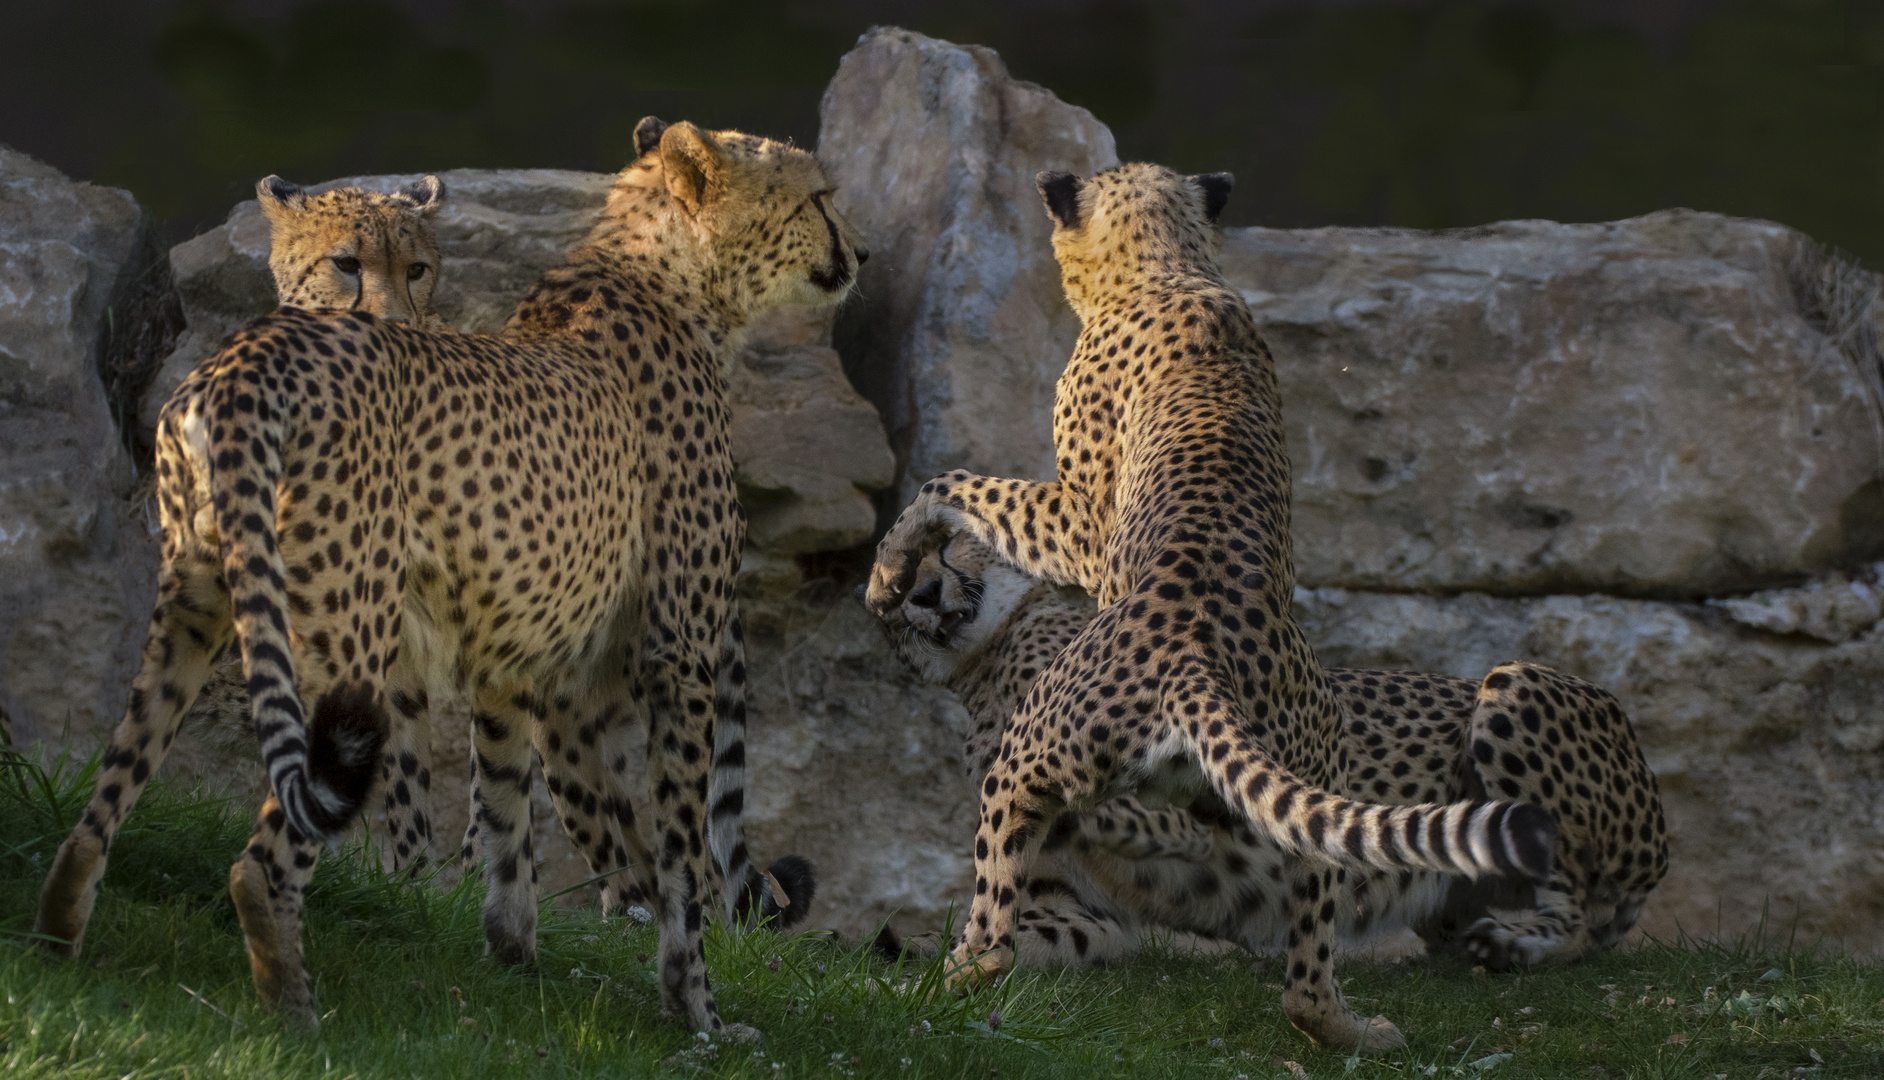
[3,0,1880,262]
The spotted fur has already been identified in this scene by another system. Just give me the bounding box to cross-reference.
[866,163,1555,1052]
[258,174,452,331]
[35,119,863,1037]
[878,533,1668,974]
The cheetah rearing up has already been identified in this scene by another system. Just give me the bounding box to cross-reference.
[36,118,864,1037]
[866,164,1555,1051]
[878,532,1668,974]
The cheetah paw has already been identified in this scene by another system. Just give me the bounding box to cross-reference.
[1357,1015,1407,1054]
[719,1023,762,1044]
[941,948,1008,993]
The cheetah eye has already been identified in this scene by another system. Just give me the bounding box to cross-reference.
[407,263,428,281]
[332,256,361,275]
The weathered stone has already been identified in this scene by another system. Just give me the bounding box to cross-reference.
[0,148,156,750]
[730,343,895,556]
[738,578,977,939]
[1710,563,1884,644]
[1293,585,1884,950]
[821,26,1119,511]
[1226,214,1884,597]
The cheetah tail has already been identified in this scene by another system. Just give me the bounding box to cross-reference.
[1178,702,1555,883]
[205,378,389,844]
[709,612,817,929]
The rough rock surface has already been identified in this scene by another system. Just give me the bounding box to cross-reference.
[822,26,1119,512]
[1230,217,1884,597]
[0,149,156,749]
[1295,582,1884,948]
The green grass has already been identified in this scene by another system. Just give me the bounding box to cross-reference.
[3,749,1881,1080]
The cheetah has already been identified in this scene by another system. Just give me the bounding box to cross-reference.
[258,173,453,332]
[203,172,797,923]
[877,532,1668,973]
[866,163,1556,1051]
[182,172,461,873]
[35,118,864,1037]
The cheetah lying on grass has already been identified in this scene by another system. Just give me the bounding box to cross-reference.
[37,118,861,1037]
[878,532,1668,974]
[867,163,1562,1051]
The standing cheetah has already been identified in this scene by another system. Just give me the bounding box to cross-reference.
[866,164,1554,1051]
[878,532,1667,973]
[35,118,863,1037]
[180,172,460,872]
[197,169,805,928]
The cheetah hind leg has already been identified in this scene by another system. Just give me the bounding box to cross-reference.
[229,682,390,1030]
[36,535,232,958]
[467,681,542,967]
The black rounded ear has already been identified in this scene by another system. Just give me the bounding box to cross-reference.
[395,174,445,214]
[634,116,669,157]
[256,175,305,212]
[1193,172,1234,223]
[1035,170,1084,229]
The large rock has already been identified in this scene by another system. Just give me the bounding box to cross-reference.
[1235,215,1884,597]
[1294,580,1884,950]
[821,26,1119,512]
[0,149,156,749]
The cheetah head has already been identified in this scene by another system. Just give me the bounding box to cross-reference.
[1034,163,1233,314]
[628,116,868,314]
[257,174,445,326]
[874,532,1045,686]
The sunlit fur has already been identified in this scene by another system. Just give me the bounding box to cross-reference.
[36,119,860,1040]
[878,532,1667,981]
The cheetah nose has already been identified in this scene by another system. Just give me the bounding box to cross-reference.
[938,610,965,636]
[853,246,869,266]
[908,577,942,609]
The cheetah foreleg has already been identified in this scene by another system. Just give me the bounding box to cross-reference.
[1277,864,1407,1054]
[867,471,1100,615]
[469,684,541,967]
[35,536,232,959]
[1461,878,1591,969]
[945,769,1063,992]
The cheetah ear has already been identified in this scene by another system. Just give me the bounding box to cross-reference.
[256,175,306,223]
[634,116,669,158]
[660,121,727,215]
[1192,172,1234,223]
[395,175,445,216]
[1035,170,1084,230]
